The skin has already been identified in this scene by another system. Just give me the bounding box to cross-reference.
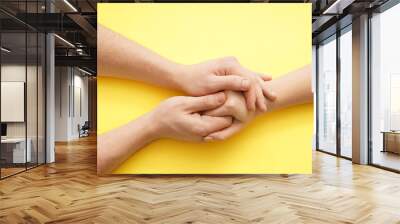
[98,92,232,175]
[98,25,276,112]
[97,24,310,174]
[98,65,312,174]
[204,65,313,141]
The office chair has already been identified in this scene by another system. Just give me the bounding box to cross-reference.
[79,121,90,138]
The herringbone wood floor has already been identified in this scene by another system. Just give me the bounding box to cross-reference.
[1,135,400,224]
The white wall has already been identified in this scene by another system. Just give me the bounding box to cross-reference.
[54,67,89,141]
[55,67,70,141]
[1,65,38,138]
[1,64,46,164]
[73,73,89,136]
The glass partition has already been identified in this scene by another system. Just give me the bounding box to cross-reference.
[27,31,38,169]
[0,2,46,179]
[339,27,352,158]
[38,32,45,165]
[370,3,400,171]
[317,36,337,154]
[1,30,28,177]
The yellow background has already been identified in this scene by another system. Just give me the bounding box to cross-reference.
[97,3,313,174]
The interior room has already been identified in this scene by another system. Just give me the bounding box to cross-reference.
[0,0,400,223]
[370,2,400,171]
[1,25,46,178]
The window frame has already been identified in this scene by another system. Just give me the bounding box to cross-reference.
[315,24,353,161]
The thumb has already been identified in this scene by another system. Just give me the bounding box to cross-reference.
[184,92,226,112]
[260,74,272,81]
[211,75,250,92]
[204,120,244,141]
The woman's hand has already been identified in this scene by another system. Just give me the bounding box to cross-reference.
[178,57,276,112]
[149,92,233,142]
[203,64,313,141]
[203,76,278,141]
[203,90,257,141]
[203,91,251,122]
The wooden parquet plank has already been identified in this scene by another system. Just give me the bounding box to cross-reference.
[1,135,400,223]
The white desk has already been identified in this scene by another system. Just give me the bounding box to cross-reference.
[1,138,31,163]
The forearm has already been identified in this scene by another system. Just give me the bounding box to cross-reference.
[98,25,183,90]
[265,65,312,112]
[97,113,158,175]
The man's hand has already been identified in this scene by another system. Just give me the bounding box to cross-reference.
[177,57,276,112]
[149,92,233,142]
[99,26,276,110]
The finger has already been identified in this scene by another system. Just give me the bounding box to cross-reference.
[205,91,249,121]
[184,92,226,112]
[261,82,278,102]
[210,75,250,92]
[205,102,248,122]
[203,105,230,117]
[204,120,244,141]
[244,87,256,111]
[264,97,268,113]
[199,115,233,136]
[255,85,267,112]
[260,74,272,81]
[257,77,276,101]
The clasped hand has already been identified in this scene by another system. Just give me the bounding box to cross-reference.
[97,25,312,174]
[149,57,276,142]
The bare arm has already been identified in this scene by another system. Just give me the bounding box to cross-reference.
[98,24,182,90]
[204,65,313,140]
[98,25,277,111]
[265,64,313,111]
[97,113,156,175]
[97,93,232,175]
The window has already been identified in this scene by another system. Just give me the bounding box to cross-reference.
[339,27,352,158]
[370,2,400,171]
[317,36,337,154]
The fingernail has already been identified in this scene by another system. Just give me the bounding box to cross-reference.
[241,79,250,89]
[204,136,214,142]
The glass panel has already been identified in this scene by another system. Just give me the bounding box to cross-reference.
[0,1,46,178]
[318,36,337,154]
[1,30,27,177]
[27,31,38,169]
[26,0,39,169]
[38,32,45,165]
[339,28,352,158]
[371,3,400,171]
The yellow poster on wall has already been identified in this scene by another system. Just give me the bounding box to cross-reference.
[97,3,312,174]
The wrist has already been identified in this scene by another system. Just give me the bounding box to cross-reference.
[165,62,189,92]
[142,109,165,141]
[137,111,163,143]
[170,63,192,93]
